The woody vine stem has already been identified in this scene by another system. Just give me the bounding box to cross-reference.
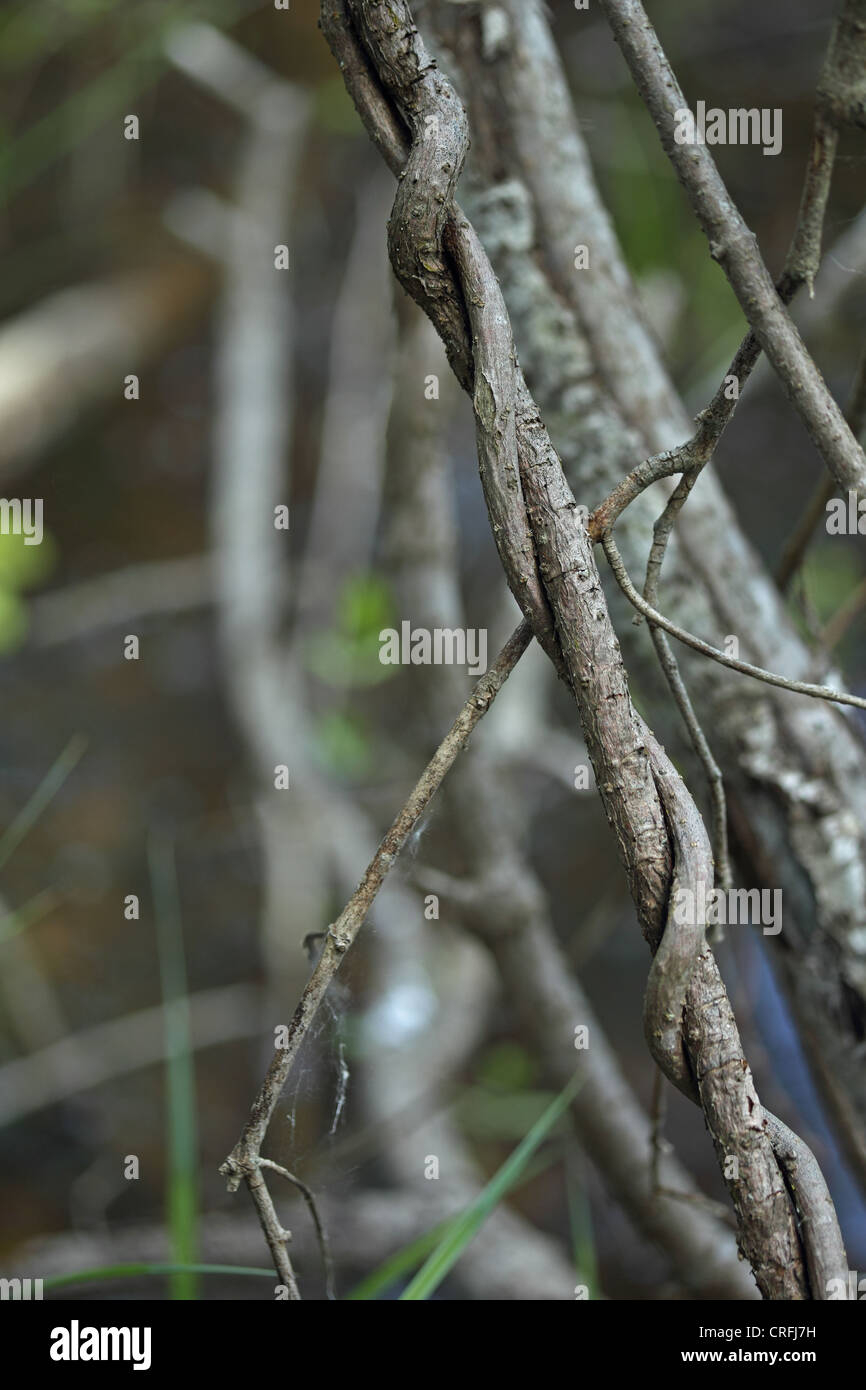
[221,0,861,1299]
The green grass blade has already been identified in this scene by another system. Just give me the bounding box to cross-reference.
[0,887,58,945]
[0,734,86,871]
[349,1145,561,1300]
[0,0,249,200]
[347,1221,452,1301]
[149,832,198,1302]
[400,1070,584,1300]
[43,1263,274,1291]
[565,1143,600,1299]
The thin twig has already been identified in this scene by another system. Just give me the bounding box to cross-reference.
[818,575,866,656]
[382,292,751,1296]
[646,627,733,892]
[323,0,834,1298]
[220,622,533,1234]
[589,21,852,548]
[655,1186,737,1227]
[643,722,848,1297]
[596,0,866,496]
[588,30,858,887]
[642,470,733,889]
[776,475,837,594]
[438,0,866,1201]
[257,1159,336,1300]
[777,345,866,590]
[171,20,312,1300]
[603,533,866,712]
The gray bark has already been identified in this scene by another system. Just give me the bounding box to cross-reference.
[425,0,866,1191]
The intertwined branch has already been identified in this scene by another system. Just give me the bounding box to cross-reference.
[595,0,866,499]
[221,0,855,1299]
[431,0,866,1195]
[586,0,866,993]
[220,620,531,1295]
[296,0,846,1297]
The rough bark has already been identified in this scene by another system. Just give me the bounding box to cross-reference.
[383,300,756,1296]
[424,0,866,1193]
[320,0,845,1297]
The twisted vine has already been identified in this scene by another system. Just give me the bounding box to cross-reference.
[321,0,848,1298]
[642,723,847,1301]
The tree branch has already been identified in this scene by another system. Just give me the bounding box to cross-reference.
[602,532,866,713]
[596,0,866,497]
[323,0,846,1297]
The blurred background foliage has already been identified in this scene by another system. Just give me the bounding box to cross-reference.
[0,0,863,1300]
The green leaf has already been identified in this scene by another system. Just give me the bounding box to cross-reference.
[149,832,198,1302]
[348,1147,561,1300]
[474,1040,536,1092]
[346,1221,452,1301]
[305,573,398,689]
[0,528,57,591]
[565,1146,600,1299]
[42,1263,274,1291]
[0,888,58,945]
[455,1086,560,1142]
[0,0,247,196]
[400,1069,584,1300]
[312,710,372,778]
[338,574,395,640]
[0,733,87,871]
